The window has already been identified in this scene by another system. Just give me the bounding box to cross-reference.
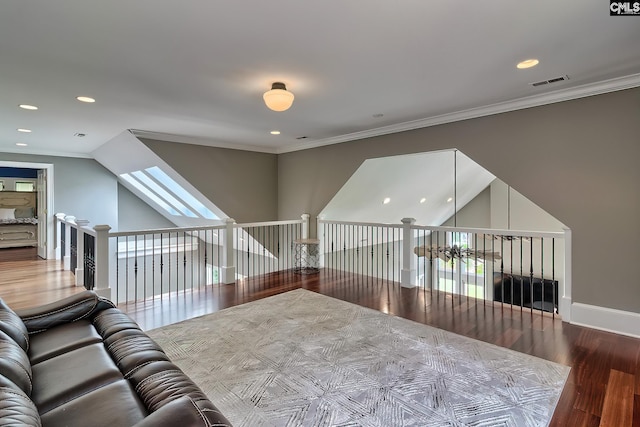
[15,181,35,192]
[120,167,219,219]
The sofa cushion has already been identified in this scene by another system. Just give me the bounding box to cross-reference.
[0,385,41,427]
[0,298,29,352]
[40,379,147,427]
[31,343,123,414]
[0,330,32,395]
[28,320,102,364]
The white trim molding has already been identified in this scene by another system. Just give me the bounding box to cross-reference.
[571,303,640,339]
[130,129,278,154]
[279,73,640,154]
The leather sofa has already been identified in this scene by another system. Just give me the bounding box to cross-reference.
[0,291,232,427]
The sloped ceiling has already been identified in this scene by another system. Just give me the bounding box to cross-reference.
[320,150,495,226]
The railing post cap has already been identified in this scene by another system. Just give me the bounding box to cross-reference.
[401,218,416,224]
[301,213,310,219]
[93,225,112,232]
[224,218,235,224]
[55,213,66,219]
[64,215,76,223]
[75,219,90,227]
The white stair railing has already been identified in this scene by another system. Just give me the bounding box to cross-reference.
[317,218,569,318]
[55,213,309,304]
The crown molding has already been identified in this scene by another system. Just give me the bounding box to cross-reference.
[0,147,93,159]
[130,129,278,154]
[277,73,640,154]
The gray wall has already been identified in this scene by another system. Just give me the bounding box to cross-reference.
[0,153,175,232]
[117,183,175,231]
[141,139,278,223]
[0,153,119,227]
[278,87,640,313]
[442,186,491,228]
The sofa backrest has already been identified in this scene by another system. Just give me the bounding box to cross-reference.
[0,329,33,395]
[0,298,41,426]
[0,298,34,397]
[0,297,29,352]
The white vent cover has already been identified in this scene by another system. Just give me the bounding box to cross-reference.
[531,75,570,87]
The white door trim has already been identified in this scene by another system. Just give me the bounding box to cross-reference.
[0,161,55,259]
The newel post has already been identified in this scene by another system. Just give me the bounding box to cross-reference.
[74,219,90,287]
[301,213,310,239]
[54,213,66,260]
[93,225,112,299]
[401,217,417,288]
[221,218,236,284]
[62,215,76,270]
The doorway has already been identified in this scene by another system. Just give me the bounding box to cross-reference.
[0,161,54,259]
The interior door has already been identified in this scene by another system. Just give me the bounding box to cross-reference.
[37,169,47,259]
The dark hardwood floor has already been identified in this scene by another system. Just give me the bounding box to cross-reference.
[1,247,638,427]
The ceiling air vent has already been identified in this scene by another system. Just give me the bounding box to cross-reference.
[530,75,569,87]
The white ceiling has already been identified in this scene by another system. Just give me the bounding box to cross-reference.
[1,1,639,158]
[319,150,495,226]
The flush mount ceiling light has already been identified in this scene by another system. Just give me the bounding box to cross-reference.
[76,96,96,103]
[19,104,38,110]
[517,59,539,69]
[263,82,294,112]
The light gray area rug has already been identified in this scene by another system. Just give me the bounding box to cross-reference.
[147,289,569,427]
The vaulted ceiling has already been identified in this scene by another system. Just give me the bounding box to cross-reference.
[1,1,639,157]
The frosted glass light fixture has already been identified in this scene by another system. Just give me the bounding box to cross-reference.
[517,59,539,69]
[263,82,294,112]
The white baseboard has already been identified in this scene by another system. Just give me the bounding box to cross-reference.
[571,302,640,339]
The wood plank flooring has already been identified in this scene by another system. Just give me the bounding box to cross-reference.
[1,247,639,427]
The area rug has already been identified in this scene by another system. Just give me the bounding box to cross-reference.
[147,289,569,427]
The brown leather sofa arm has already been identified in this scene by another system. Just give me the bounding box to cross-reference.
[0,385,41,427]
[15,291,116,334]
[131,395,232,427]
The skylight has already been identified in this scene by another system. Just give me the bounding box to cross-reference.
[131,170,197,218]
[146,167,218,220]
[119,166,219,220]
[120,173,181,216]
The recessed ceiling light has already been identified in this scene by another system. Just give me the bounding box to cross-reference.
[383,197,391,204]
[15,142,28,147]
[420,198,427,204]
[447,197,453,203]
[76,96,96,103]
[17,128,32,133]
[270,130,281,135]
[19,104,38,110]
[517,59,539,69]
